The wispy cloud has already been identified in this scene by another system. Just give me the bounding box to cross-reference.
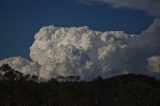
[77,0,160,17]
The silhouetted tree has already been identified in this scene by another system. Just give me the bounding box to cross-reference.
[30,75,38,81]
[0,66,160,106]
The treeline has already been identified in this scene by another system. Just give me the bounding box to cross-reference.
[0,64,160,106]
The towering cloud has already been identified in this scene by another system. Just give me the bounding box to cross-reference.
[0,20,159,80]
[30,26,136,80]
[0,26,136,80]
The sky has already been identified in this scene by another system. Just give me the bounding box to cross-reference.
[0,0,154,60]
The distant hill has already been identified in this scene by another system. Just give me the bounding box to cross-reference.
[0,64,160,106]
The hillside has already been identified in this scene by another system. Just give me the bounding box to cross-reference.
[0,64,160,106]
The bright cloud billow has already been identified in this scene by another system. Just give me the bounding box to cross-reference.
[30,26,137,80]
[0,57,40,76]
[0,26,137,81]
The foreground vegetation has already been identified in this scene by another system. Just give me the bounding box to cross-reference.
[0,64,160,106]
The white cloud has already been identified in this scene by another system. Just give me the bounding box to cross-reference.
[147,56,160,73]
[0,57,40,76]
[0,26,136,81]
[30,26,136,80]
[1,23,160,80]
[78,0,160,17]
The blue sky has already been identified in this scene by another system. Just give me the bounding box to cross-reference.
[0,0,154,59]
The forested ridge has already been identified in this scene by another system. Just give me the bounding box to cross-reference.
[0,64,160,106]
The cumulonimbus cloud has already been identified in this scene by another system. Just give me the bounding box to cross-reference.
[0,26,136,81]
[0,21,159,80]
[30,26,137,80]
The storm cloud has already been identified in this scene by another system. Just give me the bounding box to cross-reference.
[0,26,136,81]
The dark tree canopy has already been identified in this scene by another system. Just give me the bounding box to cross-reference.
[0,64,160,106]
